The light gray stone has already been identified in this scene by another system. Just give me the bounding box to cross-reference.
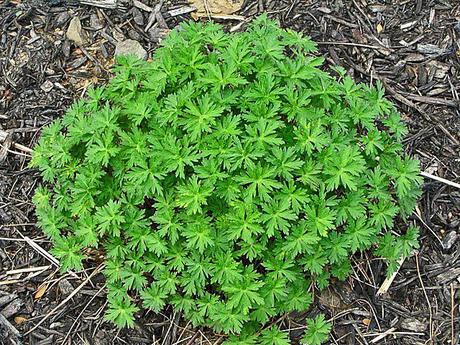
[115,39,148,60]
[66,17,85,45]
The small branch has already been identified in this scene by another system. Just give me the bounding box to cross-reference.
[23,264,104,336]
[370,327,397,343]
[376,255,406,296]
[78,0,118,9]
[420,171,460,189]
[6,265,51,276]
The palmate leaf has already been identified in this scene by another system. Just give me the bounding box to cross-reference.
[236,164,282,202]
[301,315,331,345]
[125,157,166,197]
[226,204,264,242]
[267,146,304,180]
[387,156,423,197]
[344,218,376,253]
[323,146,366,191]
[51,236,85,272]
[176,176,214,214]
[105,297,139,328]
[261,199,297,236]
[282,223,320,257]
[276,181,310,214]
[199,62,247,90]
[210,304,250,334]
[180,95,224,140]
[95,200,125,237]
[211,252,243,285]
[222,270,264,314]
[260,327,290,345]
[141,284,168,312]
[305,203,336,237]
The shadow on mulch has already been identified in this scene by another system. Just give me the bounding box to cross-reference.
[1,0,459,344]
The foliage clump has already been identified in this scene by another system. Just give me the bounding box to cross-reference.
[31,15,422,342]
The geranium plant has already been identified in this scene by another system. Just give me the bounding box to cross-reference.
[30,15,422,344]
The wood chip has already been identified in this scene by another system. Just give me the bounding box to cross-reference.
[1,299,23,318]
[0,313,20,338]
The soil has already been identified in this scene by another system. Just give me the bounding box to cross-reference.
[1,0,459,344]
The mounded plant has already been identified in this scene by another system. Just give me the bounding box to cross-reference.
[30,15,422,344]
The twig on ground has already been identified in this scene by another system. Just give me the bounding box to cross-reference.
[420,171,460,189]
[6,265,51,276]
[22,236,60,267]
[415,252,433,342]
[60,284,106,345]
[23,264,104,336]
[451,283,455,345]
[370,327,397,343]
[377,255,407,296]
[133,0,153,12]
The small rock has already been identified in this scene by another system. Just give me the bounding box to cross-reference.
[455,22,460,34]
[58,279,74,296]
[62,39,71,57]
[115,39,147,60]
[54,11,70,27]
[400,318,427,332]
[49,322,64,329]
[69,56,88,69]
[66,16,85,45]
[132,7,144,26]
[442,231,458,251]
[90,13,104,30]
[112,29,126,43]
[100,42,109,58]
[128,29,141,41]
[40,80,54,93]
[148,27,169,43]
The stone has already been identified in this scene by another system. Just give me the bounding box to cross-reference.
[442,231,458,251]
[90,13,104,30]
[400,318,427,332]
[132,7,144,26]
[58,279,74,296]
[115,39,148,60]
[54,11,70,27]
[66,17,85,45]
[40,80,54,93]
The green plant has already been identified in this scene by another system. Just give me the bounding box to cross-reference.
[30,15,422,343]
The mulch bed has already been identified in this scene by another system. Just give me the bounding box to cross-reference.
[1,0,459,344]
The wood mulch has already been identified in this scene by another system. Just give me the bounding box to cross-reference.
[1,0,459,344]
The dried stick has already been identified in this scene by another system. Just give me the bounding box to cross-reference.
[420,171,460,189]
[23,264,104,336]
[376,255,406,296]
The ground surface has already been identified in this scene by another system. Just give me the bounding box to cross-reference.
[0,0,459,344]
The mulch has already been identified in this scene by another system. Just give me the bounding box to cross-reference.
[1,0,459,344]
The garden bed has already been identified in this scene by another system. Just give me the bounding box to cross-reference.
[1,0,459,344]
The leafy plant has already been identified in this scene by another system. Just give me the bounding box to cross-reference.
[30,15,422,342]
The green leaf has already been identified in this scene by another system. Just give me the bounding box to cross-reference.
[176,176,214,214]
[260,327,290,345]
[105,297,139,328]
[301,315,331,345]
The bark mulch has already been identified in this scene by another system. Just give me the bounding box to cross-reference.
[0,0,459,344]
